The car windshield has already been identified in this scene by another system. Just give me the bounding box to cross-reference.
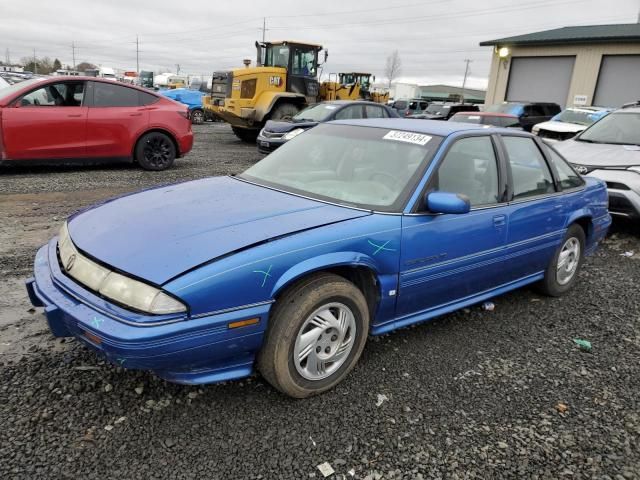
[292,104,337,122]
[451,113,483,124]
[578,112,640,145]
[486,103,524,115]
[393,100,407,110]
[553,109,602,126]
[0,78,45,102]
[240,124,442,210]
[426,104,450,115]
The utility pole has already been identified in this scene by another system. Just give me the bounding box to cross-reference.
[5,48,9,65]
[461,59,472,102]
[262,17,266,42]
[175,64,180,75]
[33,49,37,74]
[136,35,140,74]
[71,41,77,71]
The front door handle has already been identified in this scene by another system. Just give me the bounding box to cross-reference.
[493,214,506,227]
[67,114,83,118]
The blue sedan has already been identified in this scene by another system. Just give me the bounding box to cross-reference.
[26,119,611,397]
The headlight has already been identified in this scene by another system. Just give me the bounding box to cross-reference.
[58,223,186,315]
[532,126,540,135]
[283,128,305,140]
[628,166,640,174]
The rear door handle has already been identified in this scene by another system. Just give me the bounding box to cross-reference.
[493,214,506,227]
[129,113,143,117]
[67,114,82,118]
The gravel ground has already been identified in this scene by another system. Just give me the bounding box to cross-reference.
[1,123,639,479]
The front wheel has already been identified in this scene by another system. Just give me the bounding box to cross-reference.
[269,102,300,121]
[231,126,259,143]
[258,273,369,398]
[538,224,585,296]
[135,132,176,171]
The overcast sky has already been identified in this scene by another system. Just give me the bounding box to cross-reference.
[2,0,639,89]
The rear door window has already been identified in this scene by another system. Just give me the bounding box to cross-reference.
[364,105,388,119]
[334,105,364,120]
[139,91,159,106]
[502,136,555,199]
[92,82,140,107]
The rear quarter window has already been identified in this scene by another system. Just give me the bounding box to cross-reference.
[546,147,584,189]
[139,91,159,106]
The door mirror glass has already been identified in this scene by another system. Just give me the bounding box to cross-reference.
[426,191,470,214]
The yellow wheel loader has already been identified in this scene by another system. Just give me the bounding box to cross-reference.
[205,40,326,142]
[319,73,389,104]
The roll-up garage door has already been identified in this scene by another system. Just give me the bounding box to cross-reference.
[593,55,640,107]
[506,56,575,106]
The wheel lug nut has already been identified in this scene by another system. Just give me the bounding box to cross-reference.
[331,335,338,341]
[316,346,321,353]
[325,347,331,354]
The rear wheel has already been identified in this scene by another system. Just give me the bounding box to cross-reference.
[258,273,369,398]
[190,108,204,124]
[269,102,300,121]
[538,224,585,296]
[231,126,259,143]
[135,132,176,171]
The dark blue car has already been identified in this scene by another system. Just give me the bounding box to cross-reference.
[27,119,610,397]
[257,100,398,153]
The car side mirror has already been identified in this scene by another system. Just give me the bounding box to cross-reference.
[426,191,470,214]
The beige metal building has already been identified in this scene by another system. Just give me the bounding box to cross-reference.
[481,23,640,108]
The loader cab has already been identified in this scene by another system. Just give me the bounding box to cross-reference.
[257,41,323,99]
[339,73,373,90]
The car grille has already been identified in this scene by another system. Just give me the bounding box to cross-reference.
[608,194,638,217]
[605,181,630,191]
[570,164,596,175]
[538,129,575,141]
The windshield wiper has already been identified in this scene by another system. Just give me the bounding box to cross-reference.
[576,138,601,144]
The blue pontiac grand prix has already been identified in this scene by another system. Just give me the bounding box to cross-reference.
[27,119,611,398]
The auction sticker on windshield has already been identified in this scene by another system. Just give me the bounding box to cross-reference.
[383,130,432,145]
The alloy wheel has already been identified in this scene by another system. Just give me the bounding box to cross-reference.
[294,302,357,381]
[556,237,581,285]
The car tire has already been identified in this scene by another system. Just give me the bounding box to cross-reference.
[231,127,259,143]
[269,102,300,121]
[538,224,586,297]
[190,108,204,124]
[258,273,370,398]
[135,132,176,171]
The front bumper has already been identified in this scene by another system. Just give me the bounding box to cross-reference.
[256,133,286,154]
[25,239,272,384]
[586,169,640,220]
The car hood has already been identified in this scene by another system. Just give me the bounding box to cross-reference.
[554,138,640,167]
[263,119,318,133]
[68,177,370,285]
[535,120,586,133]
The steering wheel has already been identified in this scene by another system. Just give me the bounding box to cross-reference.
[370,171,399,188]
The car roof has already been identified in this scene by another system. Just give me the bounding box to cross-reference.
[329,118,497,136]
[454,111,517,118]
[320,100,389,106]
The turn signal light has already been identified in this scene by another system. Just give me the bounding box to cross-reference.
[82,330,102,345]
[228,317,260,329]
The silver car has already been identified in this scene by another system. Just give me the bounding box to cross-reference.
[554,104,640,220]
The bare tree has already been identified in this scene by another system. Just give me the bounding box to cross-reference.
[385,50,402,88]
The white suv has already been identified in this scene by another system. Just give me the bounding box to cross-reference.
[554,104,640,220]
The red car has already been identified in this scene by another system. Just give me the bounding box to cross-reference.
[0,77,193,170]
